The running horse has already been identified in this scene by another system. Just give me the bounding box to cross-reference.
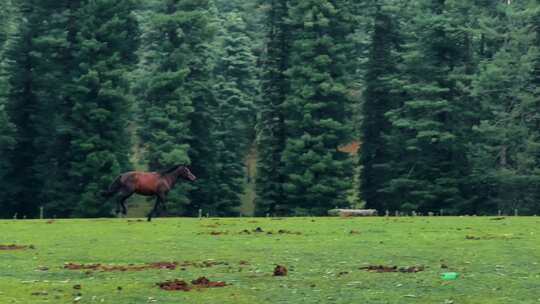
[101,164,196,221]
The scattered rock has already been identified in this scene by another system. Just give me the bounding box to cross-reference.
[349,230,361,234]
[73,284,82,290]
[273,265,288,276]
[254,227,264,233]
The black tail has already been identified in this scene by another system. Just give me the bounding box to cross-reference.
[101,175,122,198]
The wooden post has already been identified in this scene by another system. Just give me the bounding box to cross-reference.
[198,209,202,220]
[40,206,44,220]
[440,209,444,216]
[498,210,502,216]
[13,213,17,220]
[385,210,389,217]
[514,209,518,216]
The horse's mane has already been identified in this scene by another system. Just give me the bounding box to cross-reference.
[159,164,184,175]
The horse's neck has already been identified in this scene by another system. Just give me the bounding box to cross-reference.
[164,171,180,188]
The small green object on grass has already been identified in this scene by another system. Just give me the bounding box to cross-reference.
[441,272,459,280]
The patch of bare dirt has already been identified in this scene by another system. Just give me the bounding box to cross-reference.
[157,279,191,291]
[240,228,302,235]
[0,244,33,250]
[191,276,227,288]
[64,262,178,272]
[360,265,425,273]
[273,265,288,276]
[157,277,228,291]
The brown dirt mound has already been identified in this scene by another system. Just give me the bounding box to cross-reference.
[157,280,191,291]
[360,265,425,273]
[273,265,288,276]
[64,262,178,272]
[157,277,228,291]
[0,244,32,250]
[191,276,227,288]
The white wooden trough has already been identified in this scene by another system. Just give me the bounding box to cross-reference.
[328,209,378,216]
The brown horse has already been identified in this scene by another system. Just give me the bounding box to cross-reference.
[101,164,196,221]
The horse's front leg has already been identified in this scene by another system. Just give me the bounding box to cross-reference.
[147,196,160,222]
[158,193,168,216]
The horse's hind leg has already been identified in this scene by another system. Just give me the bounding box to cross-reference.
[117,191,133,217]
[147,196,160,222]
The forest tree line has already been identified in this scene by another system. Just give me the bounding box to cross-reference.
[0,0,539,218]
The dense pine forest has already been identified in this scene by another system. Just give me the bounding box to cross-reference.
[0,0,539,218]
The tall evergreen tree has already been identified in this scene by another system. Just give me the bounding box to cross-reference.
[211,13,258,215]
[67,0,139,216]
[2,1,46,218]
[384,0,476,214]
[254,0,290,215]
[359,2,403,212]
[281,0,355,215]
[468,2,540,214]
[139,0,215,215]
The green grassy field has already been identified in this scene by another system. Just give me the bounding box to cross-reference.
[1,217,539,303]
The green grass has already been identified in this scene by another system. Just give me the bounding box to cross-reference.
[1,217,539,303]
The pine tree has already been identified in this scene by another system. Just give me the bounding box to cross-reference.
[383,0,477,214]
[67,0,139,216]
[359,3,403,212]
[2,1,46,218]
[254,0,290,215]
[212,13,258,215]
[281,0,355,215]
[139,0,215,215]
[468,2,540,215]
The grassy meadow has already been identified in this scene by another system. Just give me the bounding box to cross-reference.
[1,217,539,303]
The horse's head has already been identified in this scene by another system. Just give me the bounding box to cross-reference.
[177,166,197,181]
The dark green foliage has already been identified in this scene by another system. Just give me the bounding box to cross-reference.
[139,0,215,215]
[211,13,258,215]
[383,0,475,214]
[67,0,139,216]
[254,0,290,215]
[281,0,355,215]
[359,4,403,212]
[2,0,540,217]
[2,1,46,218]
[2,0,138,218]
[468,3,540,215]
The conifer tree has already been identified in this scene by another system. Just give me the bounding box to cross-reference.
[255,0,290,215]
[385,0,475,213]
[67,0,139,216]
[212,13,258,215]
[2,1,46,218]
[139,0,215,215]
[281,0,355,215]
[359,3,403,212]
